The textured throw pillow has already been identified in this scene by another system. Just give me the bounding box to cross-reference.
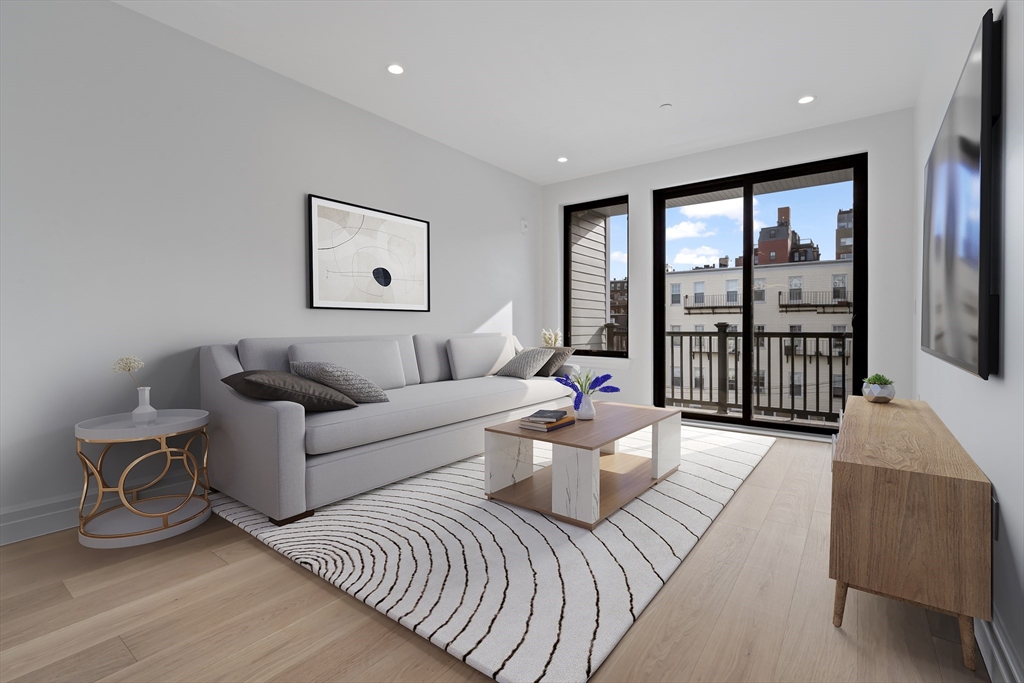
[534,347,575,377]
[290,361,389,404]
[495,347,556,379]
[287,340,406,390]
[221,371,356,412]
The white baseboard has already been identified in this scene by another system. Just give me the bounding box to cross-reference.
[0,473,193,546]
[977,607,1024,683]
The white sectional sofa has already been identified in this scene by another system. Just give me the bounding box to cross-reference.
[199,334,574,524]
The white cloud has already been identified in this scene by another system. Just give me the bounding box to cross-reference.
[672,246,721,268]
[610,251,628,264]
[679,198,743,223]
[666,220,715,240]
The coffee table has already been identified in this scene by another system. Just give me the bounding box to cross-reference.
[484,402,682,529]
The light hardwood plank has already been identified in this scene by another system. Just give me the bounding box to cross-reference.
[11,636,136,683]
[715,484,778,530]
[97,580,339,682]
[593,521,757,683]
[2,548,228,651]
[350,629,463,683]
[933,636,991,683]
[928,609,964,644]
[211,535,266,564]
[773,511,860,682]
[0,582,72,622]
[689,519,808,683]
[765,448,825,529]
[430,660,492,683]
[0,528,79,565]
[856,591,944,683]
[814,455,833,514]
[743,442,795,490]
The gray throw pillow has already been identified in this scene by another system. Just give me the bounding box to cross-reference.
[495,347,556,379]
[535,347,575,377]
[290,361,389,404]
[221,370,356,412]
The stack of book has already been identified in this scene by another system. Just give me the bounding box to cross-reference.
[519,409,575,432]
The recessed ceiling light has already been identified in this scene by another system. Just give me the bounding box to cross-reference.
[557,157,568,163]
[387,64,404,75]
[798,95,815,104]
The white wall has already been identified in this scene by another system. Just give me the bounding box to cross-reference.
[542,109,917,406]
[0,0,544,543]
[914,2,1023,680]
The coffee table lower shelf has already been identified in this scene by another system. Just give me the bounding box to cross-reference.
[486,452,678,530]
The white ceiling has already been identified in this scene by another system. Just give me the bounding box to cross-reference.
[115,0,993,185]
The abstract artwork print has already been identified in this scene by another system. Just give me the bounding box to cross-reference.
[309,194,429,311]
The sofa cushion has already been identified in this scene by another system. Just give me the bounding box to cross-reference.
[535,347,575,377]
[290,361,389,404]
[303,376,572,454]
[495,347,556,379]
[221,370,356,412]
[413,333,514,383]
[237,335,420,385]
[289,340,405,391]
[446,336,515,380]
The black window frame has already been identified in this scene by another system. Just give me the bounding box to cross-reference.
[652,152,868,437]
[563,195,629,358]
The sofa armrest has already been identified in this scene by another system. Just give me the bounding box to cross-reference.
[200,345,307,520]
[557,362,580,377]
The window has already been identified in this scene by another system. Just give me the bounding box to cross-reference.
[840,237,853,246]
[788,276,803,302]
[755,324,766,348]
[727,324,738,352]
[832,374,845,398]
[693,281,705,305]
[770,251,777,261]
[789,324,803,354]
[693,324,705,332]
[726,279,738,303]
[792,372,803,397]
[673,367,681,387]
[839,252,853,260]
[693,369,703,389]
[670,325,681,331]
[832,274,848,301]
[728,369,737,392]
[833,324,847,354]
[671,282,681,305]
[564,196,628,356]
[753,278,766,303]
[755,369,767,394]
[769,229,777,238]
[670,324,681,348]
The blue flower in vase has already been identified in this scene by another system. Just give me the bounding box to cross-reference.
[555,369,620,411]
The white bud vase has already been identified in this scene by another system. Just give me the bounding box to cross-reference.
[576,394,596,420]
[132,386,158,425]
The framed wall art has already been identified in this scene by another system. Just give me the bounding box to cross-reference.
[308,194,430,311]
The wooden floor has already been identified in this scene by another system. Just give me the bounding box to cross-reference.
[0,438,990,683]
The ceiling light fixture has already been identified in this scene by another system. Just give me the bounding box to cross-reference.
[798,95,815,104]
[660,103,673,109]
[557,157,568,163]
[387,64,404,75]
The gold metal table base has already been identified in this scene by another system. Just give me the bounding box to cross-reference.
[76,426,211,548]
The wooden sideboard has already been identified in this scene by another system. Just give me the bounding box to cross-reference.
[830,396,991,670]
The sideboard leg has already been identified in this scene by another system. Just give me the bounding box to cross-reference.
[833,581,849,627]
[958,615,976,670]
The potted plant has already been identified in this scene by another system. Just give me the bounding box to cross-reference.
[113,355,157,424]
[862,373,896,404]
[555,369,620,420]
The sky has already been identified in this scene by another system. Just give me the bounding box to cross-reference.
[606,180,853,281]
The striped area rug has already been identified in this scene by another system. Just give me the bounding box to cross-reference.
[211,425,775,683]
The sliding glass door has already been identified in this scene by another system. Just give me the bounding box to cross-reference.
[653,155,867,435]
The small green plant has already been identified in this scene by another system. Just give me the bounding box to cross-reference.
[863,373,893,385]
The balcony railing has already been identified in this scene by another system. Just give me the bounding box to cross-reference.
[683,293,742,311]
[778,289,852,309]
[665,324,853,424]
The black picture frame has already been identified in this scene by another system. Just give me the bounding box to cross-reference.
[307,194,430,312]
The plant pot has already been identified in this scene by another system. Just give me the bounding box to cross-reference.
[575,394,596,420]
[862,382,895,404]
[132,386,158,425]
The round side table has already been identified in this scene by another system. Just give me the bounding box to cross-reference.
[75,409,211,548]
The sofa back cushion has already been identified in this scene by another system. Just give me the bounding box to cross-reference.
[446,335,516,380]
[237,335,420,385]
[289,340,406,390]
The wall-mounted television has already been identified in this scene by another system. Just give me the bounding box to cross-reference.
[921,10,1002,379]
